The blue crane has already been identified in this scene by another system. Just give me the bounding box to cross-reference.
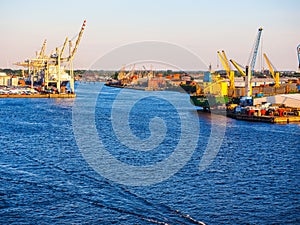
[249,27,263,72]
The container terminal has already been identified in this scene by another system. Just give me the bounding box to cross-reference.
[1,24,300,123]
[104,27,300,123]
[0,20,86,98]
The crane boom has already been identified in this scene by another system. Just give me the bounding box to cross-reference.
[263,53,280,87]
[250,27,263,71]
[230,59,246,76]
[39,39,47,59]
[217,51,229,73]
[60,37,69,58]
[221,50,230,72]
[70,20,86,60]
[263,53,274,76]
[217,50,235,96]
[217,51,227,71]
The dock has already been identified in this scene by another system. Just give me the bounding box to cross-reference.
[227,112,300,124]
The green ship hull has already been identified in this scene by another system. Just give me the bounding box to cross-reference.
[190,95,230,110]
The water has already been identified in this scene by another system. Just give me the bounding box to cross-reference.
[0,83,299,224]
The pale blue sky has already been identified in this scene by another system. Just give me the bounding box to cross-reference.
[1,0,299,70]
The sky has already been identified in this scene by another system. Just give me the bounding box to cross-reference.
[0,0,299,71]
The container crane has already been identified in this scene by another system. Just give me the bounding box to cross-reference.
[51,20,86,92]
[217,50,235,96]
[263,53,280,88]
[14,20,86,95]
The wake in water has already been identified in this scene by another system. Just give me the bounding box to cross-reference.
[0,148,206,224]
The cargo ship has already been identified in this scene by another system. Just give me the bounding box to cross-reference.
[205,94,300,124]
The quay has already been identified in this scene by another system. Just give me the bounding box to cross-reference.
[226,112,300,124]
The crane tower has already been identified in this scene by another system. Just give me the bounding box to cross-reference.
[246,27,263,97]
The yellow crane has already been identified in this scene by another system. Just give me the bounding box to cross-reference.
[229,59,246,76]
[263,53,280,88]
[217,50,235,96]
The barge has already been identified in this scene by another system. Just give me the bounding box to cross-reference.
[226,111,300,124]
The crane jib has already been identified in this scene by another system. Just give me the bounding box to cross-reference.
[250,27,263,71]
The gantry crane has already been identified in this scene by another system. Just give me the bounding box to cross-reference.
[14,20,86,94]
[217,50,235,96]
[45,20,86,92]
[263,53,280,88]
[14,39,49,89]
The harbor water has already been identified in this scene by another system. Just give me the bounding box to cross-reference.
[0,82,299,224]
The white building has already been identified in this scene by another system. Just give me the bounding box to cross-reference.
[254,94,300,108]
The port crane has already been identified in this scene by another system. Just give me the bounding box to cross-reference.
[229,27,263,97]
[249,27,263,72]
[229,59,246,76]
[246,27,263,97]
[217,50,235,97]
[14,20,86,94]
[15,39,50,89]
[57,19,86,92]
[38,39,47,59]
[263,53,280,88]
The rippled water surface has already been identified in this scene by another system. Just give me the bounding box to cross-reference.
[0,83,299,224]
